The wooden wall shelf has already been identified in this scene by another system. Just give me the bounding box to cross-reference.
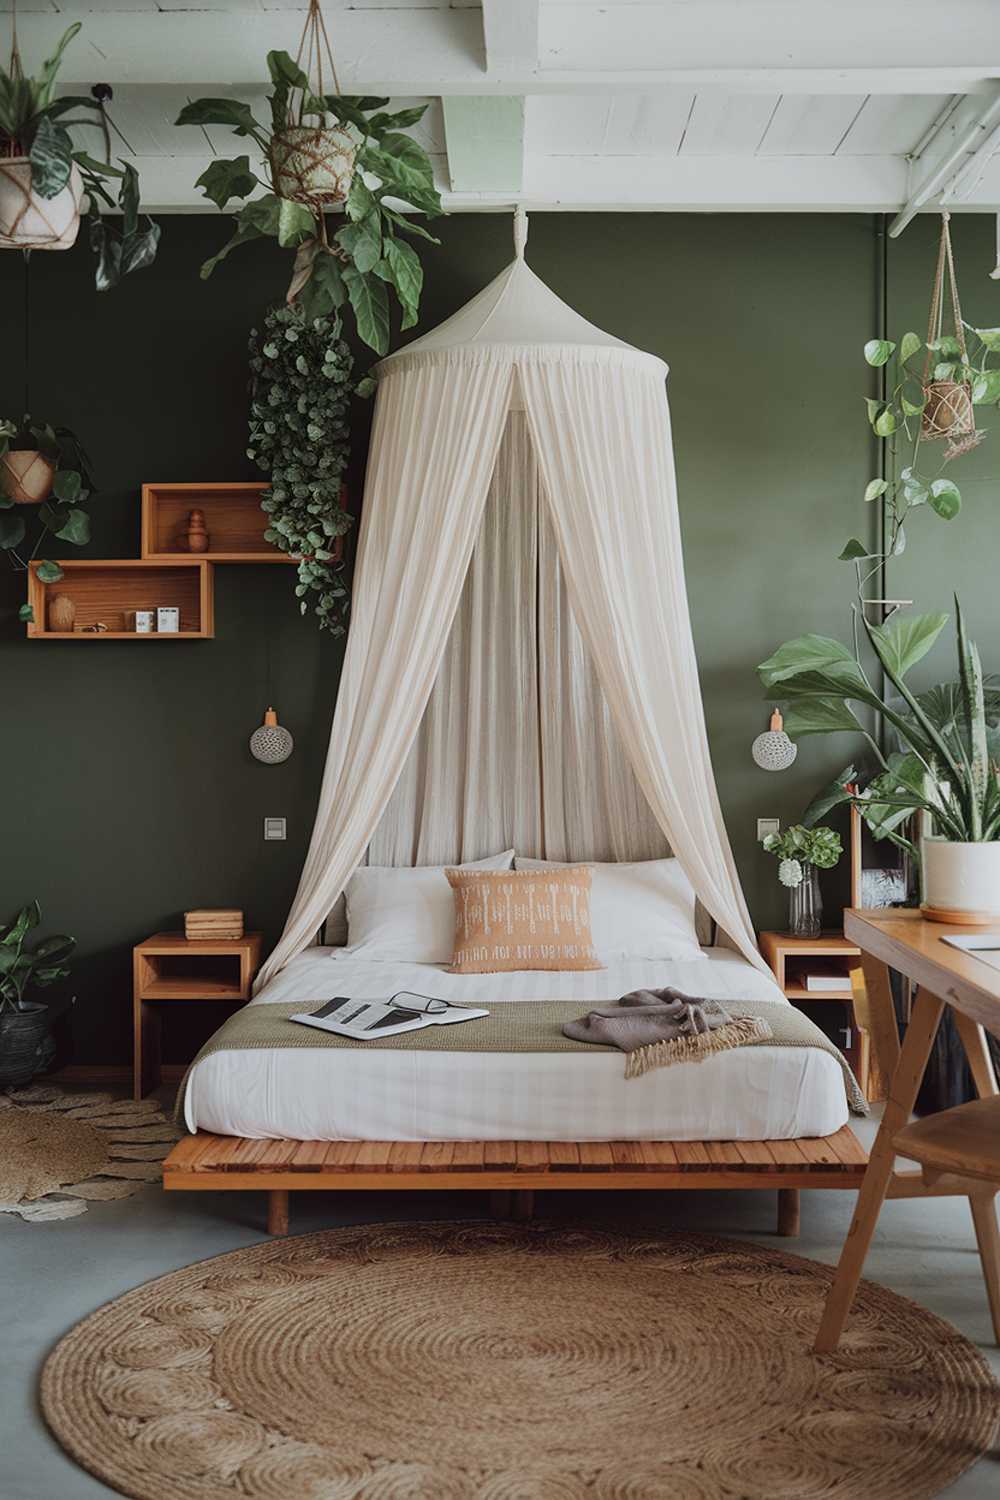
[141,482,292,564]
[27,559,214,639]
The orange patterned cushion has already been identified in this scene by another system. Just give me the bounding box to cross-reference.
[445,866,604,973]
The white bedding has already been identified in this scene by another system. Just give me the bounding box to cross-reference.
[185,948,849,1141]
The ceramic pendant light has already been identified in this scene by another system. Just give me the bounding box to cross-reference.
[751,708,797,771]
[250,707,294,764]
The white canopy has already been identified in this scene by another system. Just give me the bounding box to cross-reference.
[257,215,764,989]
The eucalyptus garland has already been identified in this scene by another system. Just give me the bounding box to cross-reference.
[247,304,354,633]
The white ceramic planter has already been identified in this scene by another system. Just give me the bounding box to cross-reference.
[0,158,83,250]
[922,839,1000,919]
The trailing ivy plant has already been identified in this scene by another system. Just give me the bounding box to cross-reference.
[248,304,354,633]
[0,23,160,289]
[0,415,94,620]
[176,51,443,354]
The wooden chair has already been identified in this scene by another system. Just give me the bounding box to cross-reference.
[893,1092,1000,1342]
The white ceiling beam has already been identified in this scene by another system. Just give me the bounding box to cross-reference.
[442,96,524,194]
[482,0,538,77]
[888,83,1000,235]
[124,151,1000,215]
[12,9,999,95]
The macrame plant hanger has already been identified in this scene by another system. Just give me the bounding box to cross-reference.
[920,213,977,443]
[271,0,355,231]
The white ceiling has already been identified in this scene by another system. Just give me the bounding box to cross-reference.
[5,1,1000,225]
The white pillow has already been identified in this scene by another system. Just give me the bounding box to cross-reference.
[514,856,705,961]
[338,851,515,963]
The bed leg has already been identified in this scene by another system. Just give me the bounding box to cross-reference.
[777,1187,800,1237]
[490,1190,512,1218]
[511,1190,535,1221]
[267,1189,290,1236]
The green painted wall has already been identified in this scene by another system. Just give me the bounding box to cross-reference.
[1,212,994,1067]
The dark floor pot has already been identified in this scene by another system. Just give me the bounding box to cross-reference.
[0,1002,54,1089]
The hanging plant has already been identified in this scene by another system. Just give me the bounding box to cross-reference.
[175,0,443,355]
[247,304,354,634]
[919,214,976,443]
[0,21,159,287]
[0,415,94,619]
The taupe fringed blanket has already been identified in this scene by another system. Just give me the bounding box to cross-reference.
[176,998,867,1126]
[562,988,773,1079]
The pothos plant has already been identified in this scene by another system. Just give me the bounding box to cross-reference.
[176,51,443,355]
[248,304,354,633]
[0,22,159,289]
[0,415,94,621]
[843,325,1000,595]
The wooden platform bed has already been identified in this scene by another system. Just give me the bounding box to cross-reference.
[163,1126,870,1237]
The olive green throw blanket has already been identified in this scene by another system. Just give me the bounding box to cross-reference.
[176,999,867,1127]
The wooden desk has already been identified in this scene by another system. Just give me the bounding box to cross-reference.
[815,908,1000,1351]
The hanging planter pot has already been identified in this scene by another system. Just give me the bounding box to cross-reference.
[922,379,975,442]
[270,126,356,212]
[0,448,56,504]
[920,214,977,444]
[0,157,83,251]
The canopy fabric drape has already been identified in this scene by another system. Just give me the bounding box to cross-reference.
[257,229,766,992]
[256,356,512,989]
[520,359,760,964]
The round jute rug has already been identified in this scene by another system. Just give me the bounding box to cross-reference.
[41,1222,998,1500]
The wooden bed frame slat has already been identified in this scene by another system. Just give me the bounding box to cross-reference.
[163,1126,868,1234]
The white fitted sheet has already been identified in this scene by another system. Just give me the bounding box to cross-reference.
[185,948,849,1142]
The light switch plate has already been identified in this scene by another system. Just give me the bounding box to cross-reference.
[757,817,780,843]
[263,816,286,841]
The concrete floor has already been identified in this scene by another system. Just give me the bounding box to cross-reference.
[2,1113,999,1499]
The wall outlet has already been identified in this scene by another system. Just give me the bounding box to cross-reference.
[263,816,286,841]
[757,817,780,843]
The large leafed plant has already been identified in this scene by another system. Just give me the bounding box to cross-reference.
[176,52,443,354]
[0,22,159,288]
[759,602,1000,850]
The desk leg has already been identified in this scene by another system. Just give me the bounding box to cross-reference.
[953,1011,1000,1342]
[814,983,944,1353]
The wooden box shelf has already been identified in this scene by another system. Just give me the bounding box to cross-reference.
[141,482,292,564]
[759,930,869,1098]
[27,559,214,640]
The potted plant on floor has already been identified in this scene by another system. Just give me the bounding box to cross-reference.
[0,415,94,619]
[0,22,159,286]
[0,902,75,1089]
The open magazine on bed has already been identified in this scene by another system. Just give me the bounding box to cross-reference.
[290,992,489,1041]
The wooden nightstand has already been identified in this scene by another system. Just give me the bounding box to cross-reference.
[759,930,870,1100]
[132,931,263,1099]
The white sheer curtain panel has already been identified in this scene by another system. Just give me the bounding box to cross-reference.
[369,413,543,866]
[521,359,766,974]
[256,357,513,990]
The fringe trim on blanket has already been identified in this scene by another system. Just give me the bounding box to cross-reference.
[624,1016,773,1080]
